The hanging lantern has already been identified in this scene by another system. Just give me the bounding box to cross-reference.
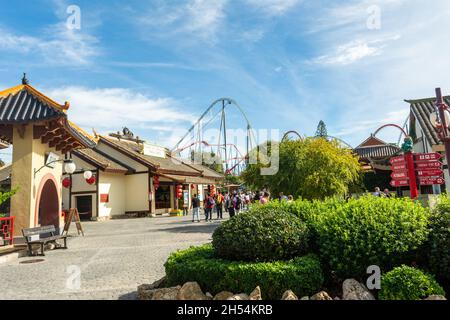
[62,177,71,188]
[63,160,76,174]
[176,184,183,199]
[191,184,195,189]
[153,175,160,190]
[86,175,96,185]
[83,170,93,180]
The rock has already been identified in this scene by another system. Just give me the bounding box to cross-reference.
[310,291,333,300]
[227,294,250,300]
[214,291,234,300]
[334,297,341,300]
[300,296,309,300]
[249,286,262,300]
[177,282,209,300]
[206,292,213,299]
[281,290,298,300]
[342,279,375,300]
[138,286,181,300]
[424,295,447,300]
[137,276,166,293]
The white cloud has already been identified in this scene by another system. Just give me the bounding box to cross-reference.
[139,0,227,44]
[46,86,197,146]
[246,0,300,16]
[313,39,382,66]
[0,24,99,66]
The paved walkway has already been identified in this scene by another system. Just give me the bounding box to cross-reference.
[0,215,221,300]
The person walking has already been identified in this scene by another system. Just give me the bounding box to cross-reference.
[216,191,224,219]
[228,194,236,218]
[373,187,382,197]
[233,193,242,215]
[384,189,393,198]
[205,193,215,222]
[191,194,200,222]
[260,192,270,204]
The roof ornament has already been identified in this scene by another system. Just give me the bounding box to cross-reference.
[22,73,29,85]
[122,127,134,139]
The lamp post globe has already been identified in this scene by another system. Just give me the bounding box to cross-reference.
[64,160,76,174]
[83,170,93,180]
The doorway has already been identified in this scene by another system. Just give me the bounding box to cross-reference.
[38,179,59,228]
[76,195,93,221]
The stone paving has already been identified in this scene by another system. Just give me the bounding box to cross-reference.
[0,215,221,300]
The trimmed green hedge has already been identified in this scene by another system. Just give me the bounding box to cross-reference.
[312,195,430,278]
[212,206,309,262]
[379,265,445,300]
[426,194,450,284]
[164,244,324,300]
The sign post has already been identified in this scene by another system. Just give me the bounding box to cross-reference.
[405,152,418,199]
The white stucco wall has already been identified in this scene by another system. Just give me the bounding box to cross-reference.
[125,173,149,212]
[98,172,126,217]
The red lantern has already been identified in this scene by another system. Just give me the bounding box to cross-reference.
[176,185,183,199]
[153,176,160,190]
[62,177,71,188]
[86,175,96,185]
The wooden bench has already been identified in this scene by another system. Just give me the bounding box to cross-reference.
[22,225,68,256]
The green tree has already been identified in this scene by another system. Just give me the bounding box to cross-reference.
[315,120,328,138]
[190,151,224,174]
[242,138,361,200]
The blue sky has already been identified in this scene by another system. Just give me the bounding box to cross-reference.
[1,0,450,163]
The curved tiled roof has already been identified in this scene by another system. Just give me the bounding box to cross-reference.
[353,145,401,159]
[0,88,64,123]
[73,148,130,173]
[406,96,450,146]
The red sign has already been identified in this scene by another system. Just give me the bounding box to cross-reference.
[391,171,408,179]
[419,177,445,185]
[415,161,443,169]
[390,179,409,187]
[415,153,443,162]
[391,164,407,171]
[416,169,444,177]
[390,156,405,165]
[100,194,109,203]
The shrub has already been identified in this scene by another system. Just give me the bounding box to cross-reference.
[312,195,430,279]
[164,244,324,300]
[212,206,309,261]
[379,265,445,300]
[426,194,450,284]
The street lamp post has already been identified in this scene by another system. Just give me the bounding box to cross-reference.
[435,88,450,181]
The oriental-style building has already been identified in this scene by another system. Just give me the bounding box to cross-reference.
[64,128,224,220]
[0,76,95,235]
[407,95,450,193]
[353,135,401,192]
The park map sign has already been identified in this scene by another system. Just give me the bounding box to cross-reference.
[390,153,445,190]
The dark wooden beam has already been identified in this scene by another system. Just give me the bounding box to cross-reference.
[33,125,48,139]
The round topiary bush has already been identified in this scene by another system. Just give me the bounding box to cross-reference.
[426,195,450,285]
[312,195,430,278]
[212,206,309,261]
[164,244,324,300]
[379,265,445,300]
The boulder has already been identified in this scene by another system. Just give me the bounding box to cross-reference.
[227,294,250,300]
[138,286,181,300]
[300,296,309,300]
[281,290,298,300]
[177,282,209,300]
[342,279,375,300]
[249,286,262,300]
[214,291,234,300]
[137,276,166,293]
[311,291,333,300]
[206,292,213,299]
[424,295,447,300]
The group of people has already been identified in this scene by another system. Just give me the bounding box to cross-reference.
[373,187,393,198]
